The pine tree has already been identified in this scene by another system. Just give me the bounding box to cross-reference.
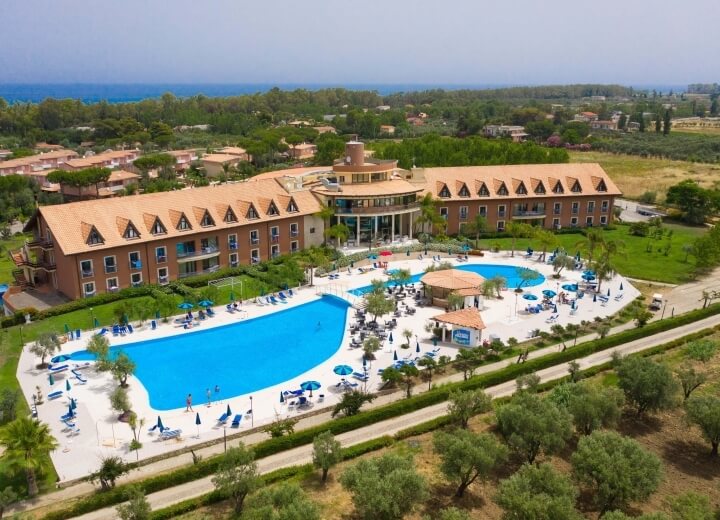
[638,113,645,133]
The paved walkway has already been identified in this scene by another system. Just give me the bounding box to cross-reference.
[10,306,719,519]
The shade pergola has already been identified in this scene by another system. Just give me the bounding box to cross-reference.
[420,269,485,303]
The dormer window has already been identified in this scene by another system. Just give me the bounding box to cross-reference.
[534,182,546,195]
[123,222,140,239]
[497,182,509,196]
[553,181,564,194]
[478,183,490,197]
[571,180,582,193]
[438,184,451,198]
[224,207,238,223]
[247,204,259,220]
[177,213,191,231]
[200,210,215,227]
[151,218,166,235]
[287,198,299,213]
[458,184,470,197]
[516,181,527,195]
[596,179,607,192]
[87,226,104,246]
[267,201,279,216]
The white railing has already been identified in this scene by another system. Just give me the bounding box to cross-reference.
[316,283,362,308]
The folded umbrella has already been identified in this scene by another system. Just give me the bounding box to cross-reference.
[226,404,232,417]
[416,341,420,353]
[48,373,54,386]
[620,282,624,291]
[393,350,398,361]
[195,412,201,438]
[280,391,285,403]
[66,379,71,391]
[157,416,164,431]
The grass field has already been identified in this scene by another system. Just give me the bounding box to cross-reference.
[569,151,720,200]
[0,234,30,284]
[674,126,720,136]
[485,222,704,284]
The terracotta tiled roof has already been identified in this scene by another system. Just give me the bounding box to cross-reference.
[433,308,486,330]
[37,179,322,255]
[420,163,620,200]
[108,170,140,182]
[202,153,241,164]
[420,269,485,290]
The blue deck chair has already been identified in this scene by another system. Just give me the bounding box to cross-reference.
[75,329,81,339]
[231,414,242,428]
[127,324,134,333]
[278,291,288,300]
[151,320,157,330]
[96,328,108,336]
[288,289,294,297]
[207,308,216,317]
[74,372,87,384]
[352,372,369,381]
[48,390,63,400]
[270,296,280,304]
[112,324,120,336]
[217,412,229,424]
[160,429,182,440]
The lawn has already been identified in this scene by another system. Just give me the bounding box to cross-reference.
[482,222,704,284]
[0,234,30,284]
[569,150,720,200]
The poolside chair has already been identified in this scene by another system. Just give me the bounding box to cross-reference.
[231,414,242,428]
[160,429,182,440]
[49,364,69,373]
[151,320,157,330]
[226,304,235,313]
[278,292,288,300]
[352,372,369,381]
[270,296,281,305]
[317,394,324,402]
[207,308,216,317]
[74,372,87,384]
[288,289,295,297]
[127,324,134,333]
[297,396,309,407]
[48,390,63,400]
[61,418,76,430]
[217,413,229,424]
[73,329,80,340]
[545,314,559,324]
[60,412,75,422]
[614,293,624,301]
[96,328,108,336]
[112,324,120,336]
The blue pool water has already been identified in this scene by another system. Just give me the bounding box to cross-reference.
[70,297,349,410]
[349,263,545,295]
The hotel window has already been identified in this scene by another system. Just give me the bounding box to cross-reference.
[478,205,487,217]
[106,277,118,291]
[250,230,260,245]
[596,179,608,192]
[516,182,527,195]
[438,185,451,198]
[87,226,104,245]
[247,204,259,220]
[439,207,449,219]
[177,214,191,230]
[224,207,237,223]
[80,259,93,278]
[601,200,609,213]
[553,202,562,215]
[229,253,239,267]
[497,220,505,231]
[586,216,594,227]
[151,218,166,235]
[290,223,299,237]
[103,256,116,274]
[552,218,560,229]
[271,245,280,258]
[587,201,595,213]
[270,226,279,242]
[200,210,215,227]
[156,246,167,263]
[251,249,260,263]
[600,215,608,225]
[478,183,490,197]
[571,180,582,193]
[498,205,506,217]
[458,184,470,197]
[534,182,546,195]
[123,222,140,239]
[571,202,579,214]
[83,281,95,297]
[157,267,169,284]
[267,201,279,216]
[287,198,299,213]
[553,181,564,194]
[497,183,509,196]
[291,241,299,253]
[459,206,468,220]
[129,251,142,270]
[131,272,142,287]
[571,217,578,227]
[228,233,238,250]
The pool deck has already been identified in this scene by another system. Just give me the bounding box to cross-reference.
[16,250,638,481]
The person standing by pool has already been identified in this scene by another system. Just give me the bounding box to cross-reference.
[206,388,211,407]
[186,393,193,412]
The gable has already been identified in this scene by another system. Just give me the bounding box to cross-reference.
[457,182,470,198]
[82,222,104,246]
[246,203,260,220]
[267,200,280,216]
[286,197,299,213]
[437,182,451,198]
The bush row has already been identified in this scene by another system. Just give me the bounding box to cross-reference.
[42,303,720,520]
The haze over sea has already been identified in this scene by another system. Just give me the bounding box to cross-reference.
[0,83,687,104]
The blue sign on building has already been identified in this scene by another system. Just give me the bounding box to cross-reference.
[452,328,471,346]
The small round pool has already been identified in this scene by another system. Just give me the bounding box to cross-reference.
[349,263,545,295]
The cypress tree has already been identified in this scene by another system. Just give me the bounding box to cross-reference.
[663,110,671,135]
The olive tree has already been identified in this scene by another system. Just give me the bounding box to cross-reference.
[116,486,151,520]
[571,430,663,514]
[243,482,320,520]
[675,364,706,402]
[616,356,678,416]
[211,444,260,514]
[566,382,625,435]
[447,389,492,429]
[312,431,342,482]
[685,395,720,456]
[666,492,715,520]
[29,333,60,368]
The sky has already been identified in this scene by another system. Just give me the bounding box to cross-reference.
[1,0,717,85]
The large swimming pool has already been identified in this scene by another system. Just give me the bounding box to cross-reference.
[71,297,349,410]
[348,263,545,295]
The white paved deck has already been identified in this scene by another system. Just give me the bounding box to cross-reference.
[16,250,638,481]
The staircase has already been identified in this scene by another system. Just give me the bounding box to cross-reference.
[12,269,29,288]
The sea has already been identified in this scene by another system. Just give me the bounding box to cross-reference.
[0,83,687,104]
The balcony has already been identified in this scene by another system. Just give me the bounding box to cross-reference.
[156,255,167,263]
[250,237,260,245]
[571,208,579,214]
[104,265,117,274]
[251,257,260,264]
[512,210,546,219]
[289,230,299,238]
[81,270,94,279]
[228,242,238,251]
[334,201,421,215]
[176,246,220,262]
[131,281,143,288]
[129,260,142,270]
[27,239,54,250]
[159,276,169,285]
[178,271,199,279]
[230,261,239,267]
[270,235,280,243]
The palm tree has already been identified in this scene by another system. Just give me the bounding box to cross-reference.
[414,193,446,237]
[324,223,350,248]
[315,206,335,246]
[465,214,488,248]
[576,228,604,265]
[0,417,58,496]
[533,229,558,262]
[506,222,533,257]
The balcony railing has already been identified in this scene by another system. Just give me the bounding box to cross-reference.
[230,261,239,267]
[81,270,94,279]
[512,209,546,218]
[27,239,54,250]
[131,281,143,288]
[104,265,117,274]
[228,242,238,251]
[129,260,142,270]
[553,208,561,215]
[156,255,167,263]
[250,237,260,245]
[178,271,199,279]
[334,201,421,215]
[601,206,609,213]
[290,230,299,237]
[587,207,595,213]
[159,276,169,285]
[498,211,506,218]
[270,235,279,243]
[176,246,219,259]
[251,257,260,264]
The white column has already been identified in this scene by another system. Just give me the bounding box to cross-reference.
[374,216,378,241]
[356,217,360,245]
[399,213,403,240]
[391,214,395,242]
[409,213,413,240]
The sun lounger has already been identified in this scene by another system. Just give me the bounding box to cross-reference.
[231,414,242,428]
[352,372,369,381]
[151,320,157,330]
[60,412,75,421]
[48,390,63,400]
[61,418,76,430]
[96,328,108,336]
[288,289,295,296]
[127,324,134,333]
[160,429,182,440]
[270,296,281,305]
[217,413,229,424]
[545,314,559,323]
[207,308,216,317]
[49,364,69,373]
[75,329,81,339]
[266,296,275,305]
[297,396,309,407]
[278,292,288,300]
[74,372,87,384]
[614,293,624,301]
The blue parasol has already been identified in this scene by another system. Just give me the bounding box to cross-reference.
[522,293,538,301]
[593,293,597,302]
[280,391,285,403]
[70,397,77,410]
[178,302,194,310]
[572,300,577,310]
[607,288,611,296]
[300,380,321,397]
[51,354,72,363]
[582,273,596,281]
[48,374,54,386]
[368,254,378,260]
[462,244,471,251]
[226,404,232,416]
[198,300,214,307]
[416,341,420,353]
[157,416,164,431]
[195,412,201,425]
[94,318,100,328]
[389,332,394,343]
[575,251,581,261]
[393,350,398,361]
[155,310,161,319]
[553,304,558,313]
[527,246,533,254]
[362,356,367,368]
[542,289,557,298]
[619,282,624,291]
[333,365,353,376]
[229,291,235,301]
[66,379,71,391]
[64,323,70,333]
[67,404,74,417]
[562,284,578,292]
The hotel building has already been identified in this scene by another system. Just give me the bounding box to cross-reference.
[18,141,620,300]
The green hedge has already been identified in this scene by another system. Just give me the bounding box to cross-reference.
[41,303,720,520]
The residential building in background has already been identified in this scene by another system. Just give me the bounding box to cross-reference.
[482,125,528,142]
[0,149,79,176]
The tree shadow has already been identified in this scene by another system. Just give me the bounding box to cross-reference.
[616,412,664,437]
[661,438,720,479]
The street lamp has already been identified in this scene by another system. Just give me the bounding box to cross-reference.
[249,396,253,428]
[89,307,95,330]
